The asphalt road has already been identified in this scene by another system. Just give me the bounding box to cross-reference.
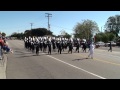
[5,40,120,79]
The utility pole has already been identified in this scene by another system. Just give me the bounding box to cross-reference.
[101,26,102,32]
[30,23,33,30]
[45,13,52,31]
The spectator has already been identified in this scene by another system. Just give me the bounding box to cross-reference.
[3,42,13,53]
[0,36,4,59]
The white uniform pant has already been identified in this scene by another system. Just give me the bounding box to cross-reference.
[88,50,93,58]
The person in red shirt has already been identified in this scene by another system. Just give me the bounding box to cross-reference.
[0,36,13,54]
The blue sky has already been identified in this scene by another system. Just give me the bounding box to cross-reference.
[0,11,120,36]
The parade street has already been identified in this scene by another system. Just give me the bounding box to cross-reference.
[5,40,120,79]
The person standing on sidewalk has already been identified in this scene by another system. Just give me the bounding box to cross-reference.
[0,36,4,60]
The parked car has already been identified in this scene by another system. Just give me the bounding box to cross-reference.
[95,41,105,47]
[116,42,120,46]
[105,41,116,47]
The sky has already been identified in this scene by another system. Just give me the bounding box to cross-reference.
[0,11,120,36]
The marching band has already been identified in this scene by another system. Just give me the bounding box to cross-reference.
[24,36,91,55]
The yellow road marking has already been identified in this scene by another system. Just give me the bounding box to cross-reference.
[73,53,120,66]
[93,58,120,66]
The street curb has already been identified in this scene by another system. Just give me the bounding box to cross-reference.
[0,54,7,79]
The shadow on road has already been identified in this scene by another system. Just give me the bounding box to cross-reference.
[15,52,72,58]
[72,58,88,61]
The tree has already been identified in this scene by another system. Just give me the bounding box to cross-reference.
[63,33,71,38]
[73,19,99,40]
[24,28,53,37]
[95,32,116,43]
[24,30,31,37]
[1,32,6,36]
[95,33,102,42]
[11,32,17,37]
[102,33,109,43]
[108,33,116,41]
[10,32,25,39]
[105,15,120,37]
[60,30,71,38]
[60,30,66,35]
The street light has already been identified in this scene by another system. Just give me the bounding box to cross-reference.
[101,27,102,32]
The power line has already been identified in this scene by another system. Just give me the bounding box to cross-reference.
[45,13,52,31]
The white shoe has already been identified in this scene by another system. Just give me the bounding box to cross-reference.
[10,49,13,53]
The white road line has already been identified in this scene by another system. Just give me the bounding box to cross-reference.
[15,42,107,79]
[46,54,106,79]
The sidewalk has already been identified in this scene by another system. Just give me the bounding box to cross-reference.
[0,54,7,79]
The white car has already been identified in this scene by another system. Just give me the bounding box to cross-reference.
[95,41,105,46]
[106,41,116,46]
